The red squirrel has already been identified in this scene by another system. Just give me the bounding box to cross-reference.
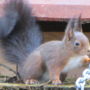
[0,0,90,85]
[0,0,43,81]
[19,17,90,85]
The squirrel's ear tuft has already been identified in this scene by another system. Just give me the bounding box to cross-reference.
[64,18,75,41]
[74,14,83,32]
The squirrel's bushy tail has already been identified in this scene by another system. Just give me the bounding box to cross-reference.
[1,0,43,64]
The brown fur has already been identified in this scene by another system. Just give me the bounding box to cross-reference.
[19,17,90,85]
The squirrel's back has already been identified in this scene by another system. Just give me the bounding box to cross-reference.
[0,0,43,64]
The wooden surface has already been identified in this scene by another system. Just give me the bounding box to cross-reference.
[0,83,90,90]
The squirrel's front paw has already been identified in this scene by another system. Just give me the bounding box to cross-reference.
[25,79,39,84]
[52,80,62,85]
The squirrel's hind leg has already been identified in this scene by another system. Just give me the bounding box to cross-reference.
[20,52,45,84]
[25,79,39,84]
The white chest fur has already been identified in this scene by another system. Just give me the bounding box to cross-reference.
[62,55,88,73]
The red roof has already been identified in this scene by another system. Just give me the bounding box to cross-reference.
[30,0,90,21]
[1,0,90,21]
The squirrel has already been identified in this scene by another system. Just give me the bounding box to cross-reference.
[0,0,90,85]
[19,16,90,85]
[0,0,43,80]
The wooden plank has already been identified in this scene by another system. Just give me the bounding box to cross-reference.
[44,32,90,41]
[0,83,90,90]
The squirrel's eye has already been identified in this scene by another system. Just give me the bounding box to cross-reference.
[74,41,80,46]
